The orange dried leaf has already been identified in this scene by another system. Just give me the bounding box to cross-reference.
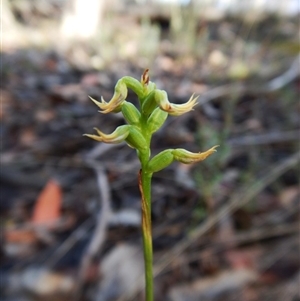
[5,228,37,244]
[31,179,62,226]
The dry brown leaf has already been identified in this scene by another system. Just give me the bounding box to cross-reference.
[31,179,62,227]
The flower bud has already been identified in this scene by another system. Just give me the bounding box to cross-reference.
[122,101,141,127]
[147,107,168,134]
[172,146,218,164]
[146,149,174,173]
[125,126,147,151]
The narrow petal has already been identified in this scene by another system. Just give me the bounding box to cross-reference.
[83,134,104,142]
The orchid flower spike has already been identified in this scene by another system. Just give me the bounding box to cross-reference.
[84,69,219,301]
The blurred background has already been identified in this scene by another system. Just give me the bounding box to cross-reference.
[1,0,300,300]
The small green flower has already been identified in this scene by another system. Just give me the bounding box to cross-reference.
[84,125,130,143]
[88,79,128,114]
[172,146,219,164]
[146,146,219,173]
[154,90,198,116]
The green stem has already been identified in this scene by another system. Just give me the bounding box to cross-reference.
[138,169,153,301]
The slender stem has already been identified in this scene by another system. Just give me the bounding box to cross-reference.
[138,169,153,301]
[138,90,154,300]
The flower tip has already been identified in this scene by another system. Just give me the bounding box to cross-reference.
[189,94,199,107]
[141,69,150,85]
[89,95,98,103]
[204,145,219,155]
